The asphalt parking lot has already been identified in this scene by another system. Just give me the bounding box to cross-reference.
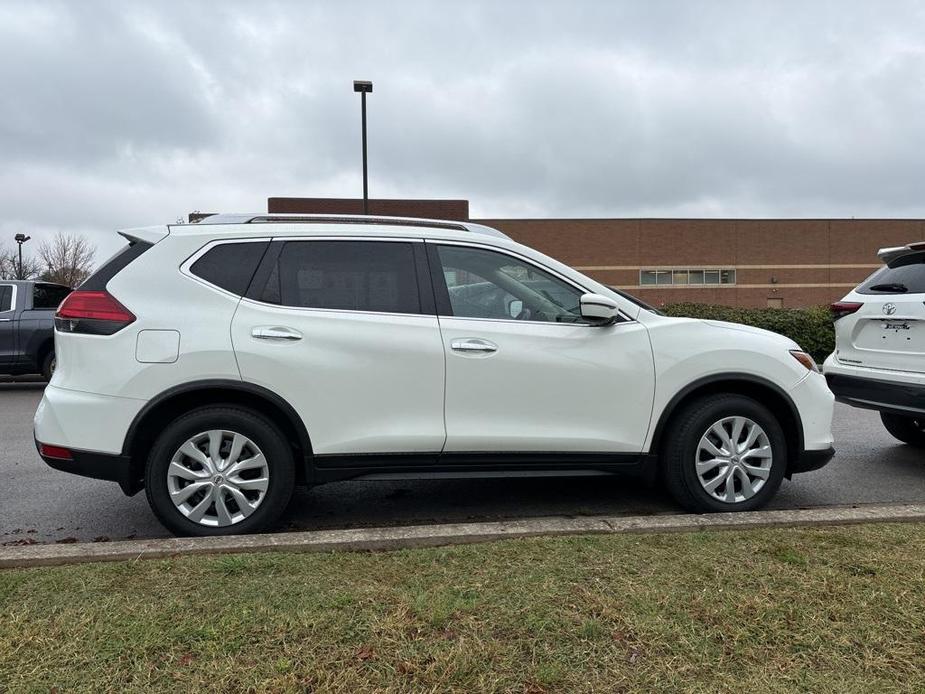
[2,380,924,544]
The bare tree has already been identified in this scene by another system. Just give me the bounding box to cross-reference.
[38,232,96,287]
[0,244,41,280]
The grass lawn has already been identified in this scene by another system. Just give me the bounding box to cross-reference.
[2,523,925,693]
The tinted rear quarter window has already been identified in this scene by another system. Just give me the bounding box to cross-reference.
[260,240,421,314]
[857,252,925,294]
[190,241,269,296]
[32,283,72,309]
[0,285,12,312]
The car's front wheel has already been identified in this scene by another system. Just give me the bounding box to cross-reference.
[145,406,295,536]
[880,412,925,447]
[662,394,787,513]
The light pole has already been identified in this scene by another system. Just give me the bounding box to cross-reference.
[353,80,373,214]
[14,233,30,279]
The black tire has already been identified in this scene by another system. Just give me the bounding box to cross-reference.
[145,406,295,537]
[41,351,55,382]
[662,394,787,513]
[880,412,925,447]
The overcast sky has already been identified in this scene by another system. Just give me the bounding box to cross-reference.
[3,0,925,257]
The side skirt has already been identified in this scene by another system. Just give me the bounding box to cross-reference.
[310,451,651,483]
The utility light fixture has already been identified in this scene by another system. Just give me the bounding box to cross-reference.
[353,80,373,213]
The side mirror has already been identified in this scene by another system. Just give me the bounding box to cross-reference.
[580,293,620,324]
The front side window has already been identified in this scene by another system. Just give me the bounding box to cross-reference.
[435,245,587,323]
[0,285,12,312]
[261,240,421,314]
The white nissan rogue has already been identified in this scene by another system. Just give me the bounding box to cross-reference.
[34,214,835,536]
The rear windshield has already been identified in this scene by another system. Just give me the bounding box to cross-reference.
[857,252,925,294]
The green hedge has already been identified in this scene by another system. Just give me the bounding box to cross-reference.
[660,303,834,361]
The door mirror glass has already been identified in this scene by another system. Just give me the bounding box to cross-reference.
[507,299,523,318]
[579,293,619,324]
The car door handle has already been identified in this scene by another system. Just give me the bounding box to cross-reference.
[252,326,303,341]
[450,338,498,353]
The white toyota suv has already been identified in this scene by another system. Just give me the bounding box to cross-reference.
[824,242,925,446]
[34,214,835,536]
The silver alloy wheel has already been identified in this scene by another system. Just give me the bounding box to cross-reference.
[167,430,270,527]
[695,416,772,504]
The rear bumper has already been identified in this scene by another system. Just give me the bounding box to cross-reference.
[34,439,140,495]
[34,385,144,455]
[33,385,146,496]
[825,372,925,416]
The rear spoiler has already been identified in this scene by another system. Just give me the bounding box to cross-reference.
[117,225,169,246]
[877,241,925,266]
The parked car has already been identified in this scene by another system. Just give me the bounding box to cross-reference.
[824,241,925,446]
[0,280,72,380]
[34,215,835,536]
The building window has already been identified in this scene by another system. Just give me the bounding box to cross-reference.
[639,269,736,286]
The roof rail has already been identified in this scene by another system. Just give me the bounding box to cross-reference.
[248,215,468,231]
[189,213,511,239]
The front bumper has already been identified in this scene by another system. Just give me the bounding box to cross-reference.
[35,440,140,495]
[790,445,836,474]
[825,372,925,416]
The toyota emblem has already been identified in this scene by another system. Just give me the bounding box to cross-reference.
[883,303,897,315]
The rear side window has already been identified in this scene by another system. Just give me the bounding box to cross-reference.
[0,285,12,312]
[857,252,925,294]
[190,241,269,296]
[259,240,421,314]
[32,283,71,309]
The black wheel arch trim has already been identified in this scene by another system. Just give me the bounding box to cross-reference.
[121,378,314,469]
[649,372,806,466]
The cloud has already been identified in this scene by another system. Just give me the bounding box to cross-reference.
[2,0,925,256]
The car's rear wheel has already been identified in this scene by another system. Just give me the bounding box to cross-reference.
[662,394,787,513]
[880,412,925,447]
[41,351,55,382]
[145,406,295,536]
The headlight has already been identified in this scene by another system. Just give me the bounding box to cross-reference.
[790,350,819,372]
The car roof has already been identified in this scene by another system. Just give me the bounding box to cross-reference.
[0,280,68,288]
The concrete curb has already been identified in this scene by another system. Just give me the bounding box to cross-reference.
[3,503,925,569]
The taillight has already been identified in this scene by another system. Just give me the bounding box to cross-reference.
[55,290,136,335]
[830,301,863,321]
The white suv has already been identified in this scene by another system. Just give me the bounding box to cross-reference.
[824,242,925,446]
[34,214,835,536]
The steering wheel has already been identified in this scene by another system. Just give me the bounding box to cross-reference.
[514,307,532,321]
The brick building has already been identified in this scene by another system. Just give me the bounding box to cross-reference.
[264,197,925,308]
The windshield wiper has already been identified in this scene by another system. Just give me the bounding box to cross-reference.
[869,283,909,293]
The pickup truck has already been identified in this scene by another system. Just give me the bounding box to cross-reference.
[0,280,72,380]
